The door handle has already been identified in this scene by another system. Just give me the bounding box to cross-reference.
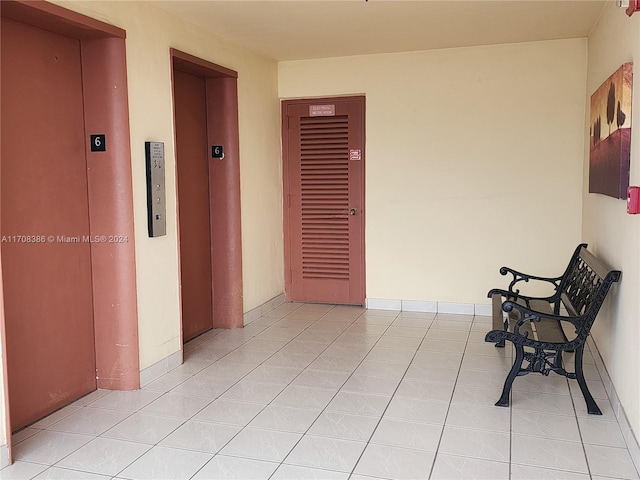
[349,208,358,216]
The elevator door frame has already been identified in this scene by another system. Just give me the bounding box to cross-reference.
[170,49,244,338]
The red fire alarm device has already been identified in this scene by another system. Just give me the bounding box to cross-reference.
[627,186,640,214]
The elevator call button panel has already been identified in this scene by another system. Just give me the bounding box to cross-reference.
[145,141,166,237]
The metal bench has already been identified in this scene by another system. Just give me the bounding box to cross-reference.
[485,244,621,414]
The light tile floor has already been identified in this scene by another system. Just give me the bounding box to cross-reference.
[2,303,640,479]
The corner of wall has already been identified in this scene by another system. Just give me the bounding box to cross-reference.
[244,293,286,325]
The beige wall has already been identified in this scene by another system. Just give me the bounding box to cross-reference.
[279,39,587,305]
[584,2,640,440]
[50,1,283,369]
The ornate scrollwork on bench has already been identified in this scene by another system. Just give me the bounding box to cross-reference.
[485,244,621,415]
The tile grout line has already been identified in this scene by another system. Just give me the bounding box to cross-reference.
[7,304,638,479]
[182,303,375,477]
[346,313,433,479]
[187,303,360,479]
[22,302,310,479]
[174,303,315,480]
[274,308,400,477]
[570,385,594,479]
[427,315,489,479]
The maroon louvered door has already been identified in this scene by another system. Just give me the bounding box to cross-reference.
[283,97,365,305]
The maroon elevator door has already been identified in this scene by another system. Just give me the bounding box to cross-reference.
[1,18,96,430]
[173,69,214,341]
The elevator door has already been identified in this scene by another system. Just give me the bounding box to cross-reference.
[1,18,96,430]
[173,69,214,341]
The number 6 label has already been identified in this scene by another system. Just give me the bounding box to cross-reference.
[211,145,224,159]
[90,134,106,152]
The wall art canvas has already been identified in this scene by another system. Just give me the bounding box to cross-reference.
[589,63,633,199]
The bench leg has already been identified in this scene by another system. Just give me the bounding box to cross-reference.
[495,319,508,348]
[496,344,524,407]
[575,345,602,415]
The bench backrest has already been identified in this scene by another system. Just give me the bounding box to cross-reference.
[558,245,621,336]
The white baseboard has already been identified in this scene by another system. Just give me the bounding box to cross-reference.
[366,298,491,316]
[139,350,183,387]
[437,302,475,315]
[244,293,286,325]
[588,336,640,474]
[365,298,402,310]
[474,303,493,316]
[401,299,438,313]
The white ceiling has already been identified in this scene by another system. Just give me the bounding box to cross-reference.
[154,0,608,61]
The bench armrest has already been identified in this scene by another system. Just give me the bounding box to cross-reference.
[491,266,563,299]
[502,300,583,332]
[487,288,558,307]
[487,287,518,300]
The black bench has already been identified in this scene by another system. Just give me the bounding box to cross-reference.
[485,244,621,414]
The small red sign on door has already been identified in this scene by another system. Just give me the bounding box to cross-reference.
[349,149,362,161]
[309,104,335,117]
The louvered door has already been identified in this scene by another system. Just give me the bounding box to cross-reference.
[283,97,365,305]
